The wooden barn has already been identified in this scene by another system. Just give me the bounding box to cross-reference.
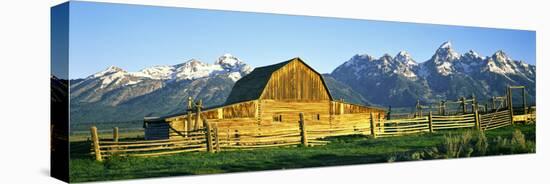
[144,57,386,140]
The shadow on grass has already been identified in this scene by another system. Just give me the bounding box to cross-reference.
[217,152,388,173]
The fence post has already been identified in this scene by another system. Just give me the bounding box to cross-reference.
[461,97,466,114]
[214,125,220,152]
[90,126,102,161]
[378,113,384,133]
[428,112,433,133]
[522,87,527,114]
[187,97,193,133]
[113,127,119,142]
[416,100,422,117]
[204,119,213,153]
[370,113,376,138]
[491,96,497,111]
[507,86,514,124]
[299,112,309,147]
[474,109,480,130]
[387,106,392,120]
[195,99,202,130]
[472,94,477,113]
[439,100,444,116]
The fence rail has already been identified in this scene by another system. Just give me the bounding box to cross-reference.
[89,107,532,161]
[89,128,208,160]
[480,110,512,130]
[432,113,476,130]
[374,116,429,137]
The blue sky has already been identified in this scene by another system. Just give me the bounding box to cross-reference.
[66,1,536,79]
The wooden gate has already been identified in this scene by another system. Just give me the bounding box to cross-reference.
[479,109,512,130]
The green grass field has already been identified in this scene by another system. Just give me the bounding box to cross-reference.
[69,124,535,183]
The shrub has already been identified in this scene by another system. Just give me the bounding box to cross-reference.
[509,129,535,153]
[511,129,527,150]
[439,130,481,158]
[428,128,535,159]
[474,131,488,156]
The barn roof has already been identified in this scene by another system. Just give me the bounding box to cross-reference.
[224,57,333,104]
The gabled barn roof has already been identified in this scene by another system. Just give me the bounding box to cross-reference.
[224,57,333,104]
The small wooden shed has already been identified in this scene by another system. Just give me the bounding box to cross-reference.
[145,57,386,140]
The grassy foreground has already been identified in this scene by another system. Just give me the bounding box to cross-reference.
[69,124,535,182]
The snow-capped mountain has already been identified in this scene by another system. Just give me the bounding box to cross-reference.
[72,53,251,91]
[330,41,536,107]
[75,53,252,86]
[338,52,419,80]
[331,51,431,106]
[69,54,253,123]
[419,41,461,77]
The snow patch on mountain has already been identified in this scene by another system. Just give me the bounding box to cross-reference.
[132,65,175,80]
[436,62,454,76]
[83,54,252,89]
[173,59,225,80]
[335,52,420,80]
[227,72,242,82]
[395,51,417,66]
[91,66,124,78]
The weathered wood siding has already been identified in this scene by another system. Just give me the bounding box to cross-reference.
[260,99,331,126]
[165,100,259,139]
[164,99,386,140]
[330,101,386,116]
[222,101,257,118]
[167,100,257,122]
[261,60,331,101]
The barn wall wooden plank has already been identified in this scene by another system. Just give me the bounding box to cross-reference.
[260,60,331,101]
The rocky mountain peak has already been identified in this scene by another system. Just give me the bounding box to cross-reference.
[395,51,417,66]
[380,54,393,64]
[216,53,241,66]
[106,65,124,72]
[215,53,253,74]
[90,65,127,79]
[341,54,374,68]
[492,50,511,62]
[395,51,411,59]
[434,41,460,62]
[354,54,375,60]
[177,59,205,68]
[464,50,481,59]
[439,41,452,49]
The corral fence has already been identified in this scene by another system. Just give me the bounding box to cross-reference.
[89,115,329,161]
[89,106,534,161]
[391,86,534,119]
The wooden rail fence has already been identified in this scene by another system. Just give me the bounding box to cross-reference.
[90,108,532,161]
[89,128,208,160]
[375,116,430,138]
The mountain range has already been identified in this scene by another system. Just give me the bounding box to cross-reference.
[329,41,535,107]
[66,42,535,124]
[69,54,253,123]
